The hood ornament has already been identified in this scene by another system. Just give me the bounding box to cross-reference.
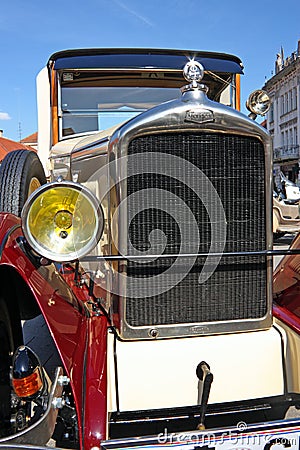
[183,60,204,84]
[181,60,207,94]
[181,60,213,124]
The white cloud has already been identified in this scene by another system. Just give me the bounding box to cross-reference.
[0,112,11,120]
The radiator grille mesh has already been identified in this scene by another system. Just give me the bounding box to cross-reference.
[124,133,266,327]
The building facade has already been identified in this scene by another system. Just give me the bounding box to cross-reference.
[263,40,300,187]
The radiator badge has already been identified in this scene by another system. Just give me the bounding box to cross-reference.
[185,108,214,124]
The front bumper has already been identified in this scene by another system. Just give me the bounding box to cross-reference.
[102,419,300,450]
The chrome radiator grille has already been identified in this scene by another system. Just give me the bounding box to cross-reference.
[124,133,266,329]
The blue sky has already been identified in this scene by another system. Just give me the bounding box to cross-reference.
[0,0,300,142]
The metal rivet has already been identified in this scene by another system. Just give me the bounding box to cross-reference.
[148,328,159,338]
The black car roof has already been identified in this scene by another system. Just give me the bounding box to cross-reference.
[48,48,244,74]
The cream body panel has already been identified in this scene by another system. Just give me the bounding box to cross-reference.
[36,67,51,177]
[50,123,124,158]
[275,318,300,393]
[107,327,284,412]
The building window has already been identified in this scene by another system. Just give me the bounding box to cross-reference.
[269,103,274,123]
[292,87,297,110]
[281,95,284,115]
[289,90,293,111]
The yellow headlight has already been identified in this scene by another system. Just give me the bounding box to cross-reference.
[21,181,104,262]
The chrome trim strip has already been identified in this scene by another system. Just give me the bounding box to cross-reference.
[80,249,300,262]
[71,144,108,162]
[119,314,273,340]
[102,417,300,449]
[0,446,61,450]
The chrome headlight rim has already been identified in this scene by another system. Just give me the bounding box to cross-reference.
[246,89,271,116]
[21,180,104,262]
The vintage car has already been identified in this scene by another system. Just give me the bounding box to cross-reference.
[273,192,300,238]
[273,173,300,239]
[1,48,300,450]
[278,172,300,201]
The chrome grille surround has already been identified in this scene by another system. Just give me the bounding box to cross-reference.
[108,87,273,340]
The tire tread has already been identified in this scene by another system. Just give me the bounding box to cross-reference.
[0,150,46,216]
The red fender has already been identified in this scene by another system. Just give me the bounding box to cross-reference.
[0,212,108,449]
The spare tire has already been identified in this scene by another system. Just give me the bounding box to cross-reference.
[0,150,46,216]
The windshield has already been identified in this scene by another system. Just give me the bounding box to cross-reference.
[60,86,180,137]
[58,69,235,139]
